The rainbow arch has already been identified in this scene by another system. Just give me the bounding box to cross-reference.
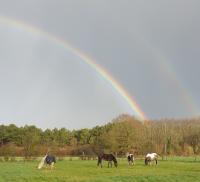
[0,15,147,121]
[134,34,199,117]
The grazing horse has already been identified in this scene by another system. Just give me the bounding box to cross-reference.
[97,154,118,168]
[38,154,56,169]
[127,153,135,165]
[145,153,158,165]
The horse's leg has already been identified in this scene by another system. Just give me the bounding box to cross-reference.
[98,158,103,168]
[97,157,100,167]
[156,159,158,165]
[51,162,54,169]
[108,161,112,168]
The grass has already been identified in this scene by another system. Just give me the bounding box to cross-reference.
[0,157,200,182]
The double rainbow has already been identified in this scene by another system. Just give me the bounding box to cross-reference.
[0,15,147,121]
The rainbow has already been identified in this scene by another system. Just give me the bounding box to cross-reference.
[144,40,199,115]
[0,15,147,121]
[156,57,199,115]
[136,35,199,117]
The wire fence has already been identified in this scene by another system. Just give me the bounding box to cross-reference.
[0,155,200,162]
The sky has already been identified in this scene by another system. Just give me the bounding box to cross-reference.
[0,0,200,129]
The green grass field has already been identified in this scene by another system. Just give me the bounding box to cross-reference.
[0,158,200,182]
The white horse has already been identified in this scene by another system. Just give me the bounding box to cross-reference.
[145,153,158,165]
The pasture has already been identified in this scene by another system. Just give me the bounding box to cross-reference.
[0,157,200,182]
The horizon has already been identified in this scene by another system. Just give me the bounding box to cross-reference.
[2,113,200,131]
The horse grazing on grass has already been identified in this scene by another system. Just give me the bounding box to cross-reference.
[38,154,56,169]
[97,154,118,168]
[127,153,135,165]
[145,153,158,165]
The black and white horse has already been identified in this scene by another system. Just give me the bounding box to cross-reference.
[127,153,135,165]
[145,153,158,165]
[38,154,56,169]
[97,154,118,168]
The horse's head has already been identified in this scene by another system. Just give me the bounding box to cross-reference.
[113,156,118,167]
[144,157,148,165]
[145,156,151,165]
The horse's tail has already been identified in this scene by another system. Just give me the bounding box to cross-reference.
[152,153,159,158]
[155,153,160,157]
[38,155,46,169]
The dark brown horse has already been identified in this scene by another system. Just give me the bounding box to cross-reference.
[97,154,118,168]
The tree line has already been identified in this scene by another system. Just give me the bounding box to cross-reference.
[1,114,200,157]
